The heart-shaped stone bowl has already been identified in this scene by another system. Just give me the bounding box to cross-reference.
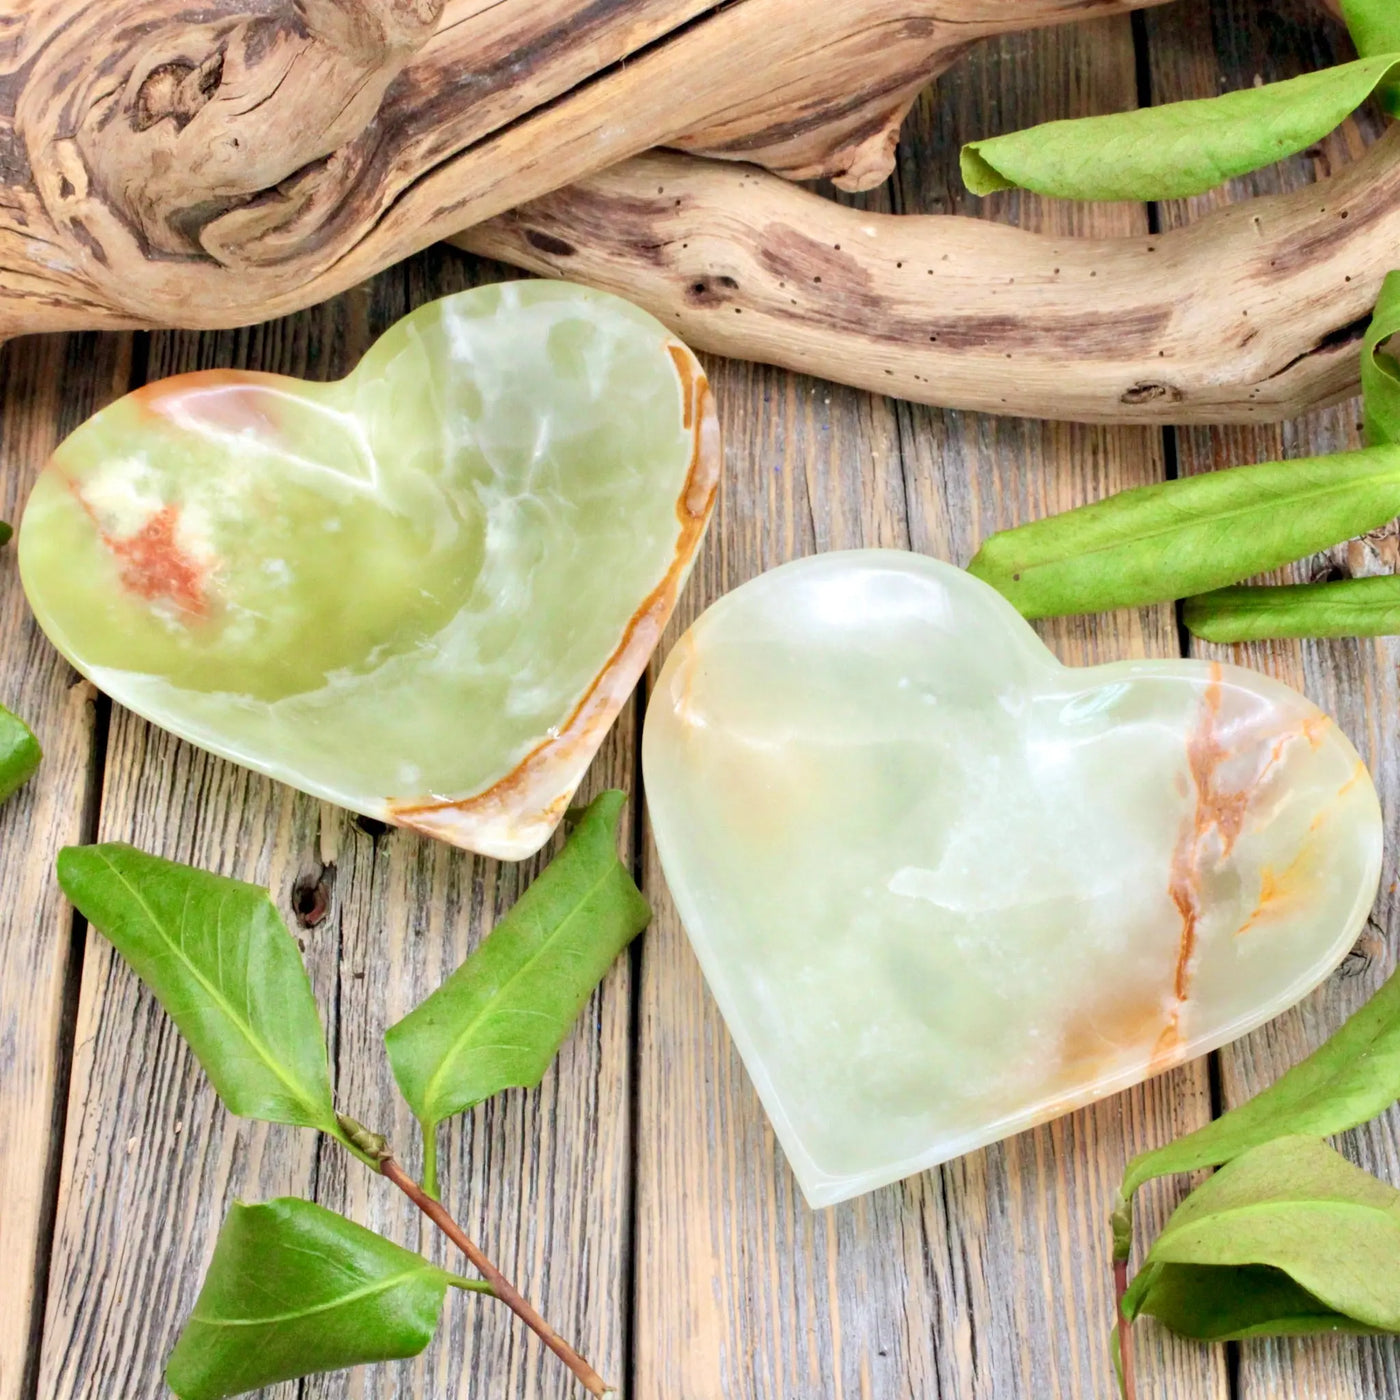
[643,551,1383,1208]
[20,281,718,859]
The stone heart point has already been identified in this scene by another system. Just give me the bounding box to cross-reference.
[20,282,718,859]
[643,552,1383,1207]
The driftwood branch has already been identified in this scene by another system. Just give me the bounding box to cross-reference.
[456,135,1397,425]
[1,0,1166,337]
[2,0,1378,429]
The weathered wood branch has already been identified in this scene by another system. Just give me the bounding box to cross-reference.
[455,135,1398,425]
[0,0,1168,337]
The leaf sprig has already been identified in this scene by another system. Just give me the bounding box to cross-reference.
[58,790,650,1400]
[962,18,1400,1385]
[387,789,648,1196]
[58,844,344,1135]
[969,266,1400,637]
[1112,963,1400,1397]
[962,55,1400,202]
[968,443,1400,618]
[961,0,1400,202]
[164,1198,478,1400]
[1124,1136,1400,1342]
[960,1,1400,641]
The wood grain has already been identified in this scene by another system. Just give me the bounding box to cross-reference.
[6,3,1400,1398]
[302,247,636,1400]
[631,18,1221,1400]
[0,331,128,1400]
[633,350,920,1400]
[1146,1,1400,1395]
[31,255,633,1399]
[32,297,379,1400]
[890,19,1222,1400]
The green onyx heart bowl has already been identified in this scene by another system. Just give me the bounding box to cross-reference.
[20,281,718,858]
[643,552,1383,1206]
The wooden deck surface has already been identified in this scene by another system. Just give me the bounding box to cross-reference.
[3,2,1399,1397]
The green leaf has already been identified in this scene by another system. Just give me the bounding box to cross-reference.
[1122,1137,1400,1337]
[56,843,338,1132]
[166,1198,454,1400]
[1120,966,1400,1205]
[0,703,41,803]
[1185,574,1400,641]
[960,55,1400,201]
[1344,0,1400,71]
[0,520,11,547]
[1123,1261,1381,1342]
[386,790,650,1133]
[1180,270,1400,642]
[1363,269,1400,445]
[967,444,1400,617]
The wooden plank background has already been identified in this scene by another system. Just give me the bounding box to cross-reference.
[2,1,1398,1397]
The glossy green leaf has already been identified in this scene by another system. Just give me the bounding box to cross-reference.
[56,843,338,1132]
[386,790,650,1133]
[1123,1261,1380,1342]
[961,55,1400,201]
[1120,967,1400,1206]
[1185,575,1400,641]
[967,444,1400,617]
[1363,269,1400,445]
[0,703,41,804]
[1123,1138,1400,1337]
[166,1198,456,1400]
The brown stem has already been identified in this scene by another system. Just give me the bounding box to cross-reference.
[380,1155,610,1396]
[1115,1257,1138,1400]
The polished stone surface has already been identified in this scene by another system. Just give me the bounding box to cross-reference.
[643,552,1383,1207]
[21,281,717,858]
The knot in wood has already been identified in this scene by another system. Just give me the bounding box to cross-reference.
[1119,381,1185,406]
[133,53,224,133]
[685,274,740,308]
[291,864,334,929]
